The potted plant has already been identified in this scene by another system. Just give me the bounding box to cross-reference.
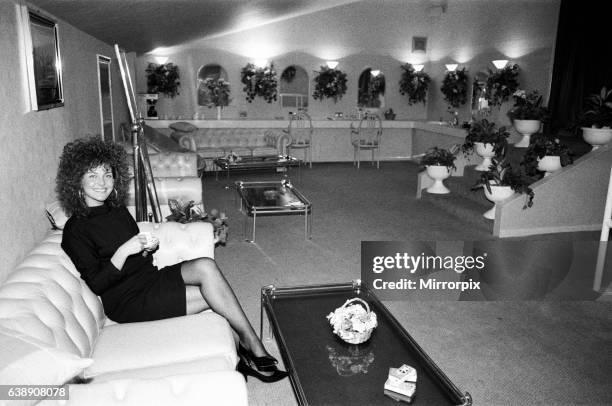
[521,133,574,177]
[358,72,385,108]
[312,66,348,102]
[580,86,612,150]
[462,118,509,171]
[473,158,534,219]
[146,63,181,98]
[199,78,231,119]
[240,63,278,103]
[420,147,457,194]
[485,64,520,107]
[440,68,468,109]
[398,64,431,105]
[166,200,229,245]
[507,89,548,147]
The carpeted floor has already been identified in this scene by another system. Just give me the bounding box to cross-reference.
[201,162,611,406]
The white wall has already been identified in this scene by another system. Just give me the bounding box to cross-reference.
[0,0,128,281]
[134,0,560,125]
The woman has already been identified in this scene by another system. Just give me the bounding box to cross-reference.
[57,137,286,383]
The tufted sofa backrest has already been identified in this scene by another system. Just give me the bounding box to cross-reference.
[0,231,105,358]
[147,152,199,178]
[191,129,276,149]
[0,222,216,358]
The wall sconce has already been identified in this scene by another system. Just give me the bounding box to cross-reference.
[371,69,381,77]
[254,59,268,68]
[153,56,169,64]
[326,61,338,69]
[413,64,425,72]
[445,64,458,72]
[492,59,509,69]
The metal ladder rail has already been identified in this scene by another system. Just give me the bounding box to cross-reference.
[593,167,612,294]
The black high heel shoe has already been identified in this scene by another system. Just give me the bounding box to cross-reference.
[236,345,289,383]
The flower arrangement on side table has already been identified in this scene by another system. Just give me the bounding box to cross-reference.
[507,89,549,121]
[240,63,278,103]
[146,63,181,98]
[166,199,229,245]
[312,66,348,102]
[398,63,431,105]
[327,298,377,345]
[440,67,469,109]
[485,64,520,107]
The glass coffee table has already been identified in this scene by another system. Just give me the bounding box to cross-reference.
[235,180,312,242]
[214,155,301,181]
[260,281,472,405]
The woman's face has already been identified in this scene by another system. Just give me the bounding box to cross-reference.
[81,164,114,207]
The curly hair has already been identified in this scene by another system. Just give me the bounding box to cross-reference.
[56,137,130,217]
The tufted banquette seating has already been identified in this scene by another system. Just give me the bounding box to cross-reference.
[126,152,203,219]
[171,127,283,170]
[0,220,248,406]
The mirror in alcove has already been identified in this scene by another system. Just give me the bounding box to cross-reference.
[197,63,229,106]
[358,68,386,109]
[471,70,490,114]
[279,65,309,110]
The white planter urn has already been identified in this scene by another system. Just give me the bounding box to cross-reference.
[582,127,612,150]
[425,165,451,194]
[483,184,515,219]
[537,155,562,177]
[216,106,222,120]
[513,119,541,148]
[474,142,496,171]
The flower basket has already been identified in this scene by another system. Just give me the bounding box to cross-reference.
[326,298,378,344]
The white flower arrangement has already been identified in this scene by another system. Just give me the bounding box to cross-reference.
[327,298,378,344]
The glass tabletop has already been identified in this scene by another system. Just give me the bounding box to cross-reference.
[236,181,310,211]
[261,282,470,406]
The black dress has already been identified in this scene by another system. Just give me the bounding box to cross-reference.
[61,204,186,323]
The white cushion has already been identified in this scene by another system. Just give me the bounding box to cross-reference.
[45,200,69,230]
[0,327,93,406]
[39,371,248,406]
[85,313,237,378]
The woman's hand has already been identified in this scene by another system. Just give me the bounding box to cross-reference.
[110,233,158,270]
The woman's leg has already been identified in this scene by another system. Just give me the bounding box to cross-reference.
[181,257,268,358]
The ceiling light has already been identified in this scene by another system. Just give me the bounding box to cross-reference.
[254,59,268,68]
[492,59,509,69]
[413,64,424,72]
[445,64,458,72]
[153,56,168,64]
[326,61,338,69]
[371,69,381,77]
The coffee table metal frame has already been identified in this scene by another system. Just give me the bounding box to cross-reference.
[260,280,472,406]
[213,155,301,181]
[235,180,312,242]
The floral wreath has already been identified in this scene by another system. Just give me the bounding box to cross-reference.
[312,66,348,103]
[398,63,431,105]
[440,67,468,109]
[485,64,520,107]
[240,63,278,103]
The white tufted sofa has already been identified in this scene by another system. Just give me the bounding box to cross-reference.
[126,152,203,219]
[174,129,282,170]
[0,221,248,406]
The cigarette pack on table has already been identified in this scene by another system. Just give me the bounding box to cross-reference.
[384,364,417,403]
[388,364,417,385]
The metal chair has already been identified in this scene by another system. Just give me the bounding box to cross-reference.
[351,113,382,168]
[286,110,313,168]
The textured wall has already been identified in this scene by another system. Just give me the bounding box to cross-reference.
[0,0,128,281]
[134,0,560,125]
